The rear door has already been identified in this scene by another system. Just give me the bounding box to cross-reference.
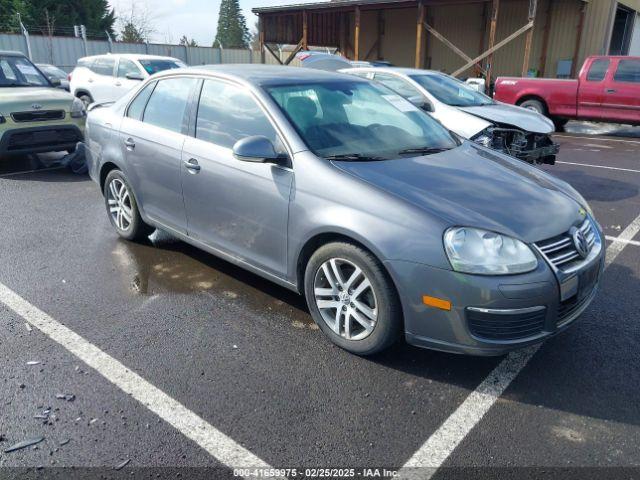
[602,58,640,123]
[89,57,117,103]
[577,58,610,120]
[181,78,293,276]
[114,58,144,100]
[119,76,198,233]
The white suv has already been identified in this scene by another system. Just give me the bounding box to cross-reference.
[69,54,186,106]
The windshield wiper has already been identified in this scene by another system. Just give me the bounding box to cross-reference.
[325,153,387,161]
[397,147,451,156]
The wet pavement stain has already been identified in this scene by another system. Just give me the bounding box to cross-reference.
[111,229,318,329]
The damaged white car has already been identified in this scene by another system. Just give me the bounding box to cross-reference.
[341,67,559,165]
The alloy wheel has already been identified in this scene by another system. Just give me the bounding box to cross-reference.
[107,178,133,231]
[313,258,378,340]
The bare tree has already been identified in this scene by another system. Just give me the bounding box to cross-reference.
[116,2,156,43]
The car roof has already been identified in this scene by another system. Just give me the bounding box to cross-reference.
[0,50,27,57]
[342,66,442,76]
[77,53,179,62]
[154,64,367,86]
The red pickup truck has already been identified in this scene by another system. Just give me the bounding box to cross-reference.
[494,56,640,129]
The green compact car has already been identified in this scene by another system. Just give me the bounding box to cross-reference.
[0,50,85,157]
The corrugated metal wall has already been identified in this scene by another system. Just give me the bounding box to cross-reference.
[579,0,615,62]
[0,33,266,71]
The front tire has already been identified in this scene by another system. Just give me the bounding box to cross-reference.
[103,170,153,241]
[304,242,402,355]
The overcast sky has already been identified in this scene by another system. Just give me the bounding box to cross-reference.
[108,0,316,46]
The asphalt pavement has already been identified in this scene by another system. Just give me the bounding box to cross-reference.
[0,129,639,479]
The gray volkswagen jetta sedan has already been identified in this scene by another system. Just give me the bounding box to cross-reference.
[85,65,604,356]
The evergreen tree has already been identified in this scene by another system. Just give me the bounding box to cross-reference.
[120,22,145,43]
[213,0,249,49]
[0,0,32,32]
[179,35,198,47]
[21,0,116,38]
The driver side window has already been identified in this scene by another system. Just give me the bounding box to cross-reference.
[195,79,279,149]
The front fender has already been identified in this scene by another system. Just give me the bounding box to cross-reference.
[287,153,452,283]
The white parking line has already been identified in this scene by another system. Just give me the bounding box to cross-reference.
[606,235,640,247]
[400,212,640,478]
[556,161,640,174]
[554,135,640,145]
[0,283,271,474]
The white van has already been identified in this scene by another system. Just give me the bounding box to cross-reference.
[69,54,186,106]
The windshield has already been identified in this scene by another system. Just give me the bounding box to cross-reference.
[0,55,50,87]
[138,59,185,75]
[39,65,67,80]
[410,73,494,107]
[265,80,458,160]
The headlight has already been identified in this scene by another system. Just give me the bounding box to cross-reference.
[444,227,538,275]
[472,128,493,148]
[70,97,86,118]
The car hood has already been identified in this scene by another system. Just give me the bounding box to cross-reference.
[0,87,74,115]
[458,103,554,134]
[431,105,491,139]
[333,143,583,243]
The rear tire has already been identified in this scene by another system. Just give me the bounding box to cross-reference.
[552,117,569,132]
[304,242,402,355]
[103,170,153,241]
[519,99,546,116]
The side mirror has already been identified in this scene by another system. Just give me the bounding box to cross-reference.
[125,72,144,81]
[49,77,61,87]
[232,136,287,166]
[408,95,434,112]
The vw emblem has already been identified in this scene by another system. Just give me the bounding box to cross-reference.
[31,103,42,110]
[571,227,589,259]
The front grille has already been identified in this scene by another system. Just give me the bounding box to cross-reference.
[5,128,81,151]
[467,307,546,341]
[535,218,596,271]
[11,110,65,122]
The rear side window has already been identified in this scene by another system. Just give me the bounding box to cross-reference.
[374,73,422,99]
[586,59,609,81]
[127,81,156,120]
[613,59,640,83]
[92,57,115,76]
[195,79,278,148]
[143,77,197,133]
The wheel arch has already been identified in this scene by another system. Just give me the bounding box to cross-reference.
[516,95,548,113]
[295,231,397,297]
[99,161,122,191]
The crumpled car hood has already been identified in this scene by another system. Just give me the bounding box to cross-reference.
[459,103,555,134]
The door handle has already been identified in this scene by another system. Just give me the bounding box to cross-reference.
[184,158,201,173]
[124,138,135,150]
[606,88,616,94]
[88,78,94,83]
[115,81,122,87]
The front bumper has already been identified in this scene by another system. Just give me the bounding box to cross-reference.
[0,123,84,156]
[385,239,604,356]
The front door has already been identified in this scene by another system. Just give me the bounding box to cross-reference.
[601,58,640,123]
[181,78,292,277]
[577,58,610,120]
[114,58,144,101]
[119,76,198,233]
